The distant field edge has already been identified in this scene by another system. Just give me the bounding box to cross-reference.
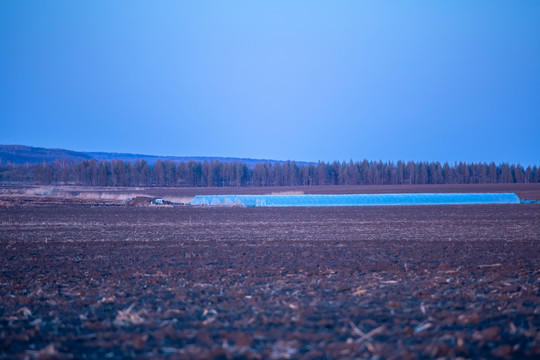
[189,193,521,207]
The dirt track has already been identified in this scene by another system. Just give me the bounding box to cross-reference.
[1,187,539,359]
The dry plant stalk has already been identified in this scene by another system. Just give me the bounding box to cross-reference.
[114,303,145,326]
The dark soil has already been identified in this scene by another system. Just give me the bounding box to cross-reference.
[0,189,539,359]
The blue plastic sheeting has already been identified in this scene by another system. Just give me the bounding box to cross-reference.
[189,193,520,207]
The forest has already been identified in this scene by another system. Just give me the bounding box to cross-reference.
[0,159,539,187]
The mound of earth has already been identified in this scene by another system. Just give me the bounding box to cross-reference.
[126,197,174,206]
[125,196,153,206]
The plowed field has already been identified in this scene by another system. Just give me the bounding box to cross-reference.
[1,186,539,359]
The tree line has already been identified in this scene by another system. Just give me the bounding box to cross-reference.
[1,159,539,187]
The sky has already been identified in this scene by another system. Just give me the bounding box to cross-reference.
[1,1,539,165]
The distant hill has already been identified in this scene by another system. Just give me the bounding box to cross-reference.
[0,145,92,164]
[86,151,282,167]
[0,145,306,167]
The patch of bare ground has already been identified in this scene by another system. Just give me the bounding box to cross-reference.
[2,183,540,205]
[0,187,539,359]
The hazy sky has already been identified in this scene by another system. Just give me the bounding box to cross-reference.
[1,1,539,164]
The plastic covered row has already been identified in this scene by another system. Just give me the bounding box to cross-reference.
[189,193,520,207]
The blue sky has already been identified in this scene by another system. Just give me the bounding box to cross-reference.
[1,1,539,164]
